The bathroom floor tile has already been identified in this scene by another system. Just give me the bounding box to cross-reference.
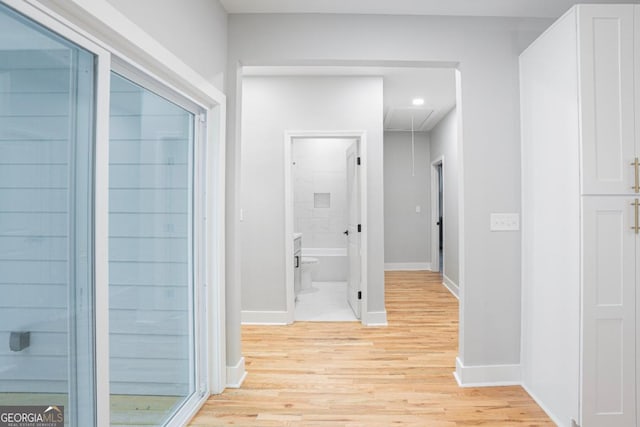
[294,281,358,322]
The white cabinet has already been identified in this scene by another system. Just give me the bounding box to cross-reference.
[579,6,636,195]
[581,197,637,426]
[520,5,639,427]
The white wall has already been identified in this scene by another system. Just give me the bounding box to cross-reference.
[520,9,580,426]
[105,0,228,92]
[293,138,352,249]
[240,76,383,315]
[383,131,431,265]
[227,13,552,370]
[430,107,460,287]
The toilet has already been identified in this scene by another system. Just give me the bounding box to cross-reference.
[300,256,319,292]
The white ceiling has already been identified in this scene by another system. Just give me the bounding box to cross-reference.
[220,0,636,18]
[244,66,456,132]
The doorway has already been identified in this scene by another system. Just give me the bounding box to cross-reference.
[284,132,368,324]
[431,157,444,273]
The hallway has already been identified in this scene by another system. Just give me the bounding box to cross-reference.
[190,271,551,426]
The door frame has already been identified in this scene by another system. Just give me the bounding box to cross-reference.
[431,156,444,274]
[283,130,368,325]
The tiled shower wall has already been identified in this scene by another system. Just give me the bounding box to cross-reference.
[292,138,355,249]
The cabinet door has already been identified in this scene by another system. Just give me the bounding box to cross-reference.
[582,196,636,426]
[579,5,635,195]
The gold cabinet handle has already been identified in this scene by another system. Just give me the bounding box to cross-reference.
[631,157,640,193]
[632,199,639,234]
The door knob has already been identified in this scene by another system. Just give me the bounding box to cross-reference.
[343,230,349,236]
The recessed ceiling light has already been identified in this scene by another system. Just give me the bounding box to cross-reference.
[412,98,425,106]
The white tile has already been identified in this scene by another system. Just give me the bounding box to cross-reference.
[313,192,331,208]
[294,281,357,322]
[309,218,329,233]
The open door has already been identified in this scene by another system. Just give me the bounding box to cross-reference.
[346,142,361,318]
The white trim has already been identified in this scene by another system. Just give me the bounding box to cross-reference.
[364,311,388,326]
[521,383,569,427]
[284,130,369,325]
[226,357,248,389]
[93,43,112,427]
[384,262,432,271]
[454,69,466,369]
[442,275,459,299]
[208,104,227,395]
[454,357,521,387]
[241,310,290,325]
[430,155,444,274]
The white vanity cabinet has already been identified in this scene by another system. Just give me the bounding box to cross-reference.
[520,4,639,426]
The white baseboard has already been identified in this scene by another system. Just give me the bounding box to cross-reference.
[454,357,521,387]
[442,274,459,299]
[521,382,569,427]
[364,310,388,326]
[226,356,247,389]
[241,310,289,325]
[384,262,432,271]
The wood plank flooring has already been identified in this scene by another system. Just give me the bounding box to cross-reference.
[190,271,552,426]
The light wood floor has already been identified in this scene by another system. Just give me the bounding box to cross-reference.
[191,271,552,426]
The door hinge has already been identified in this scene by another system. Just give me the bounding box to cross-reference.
[357,291,362,300]
[198,113,206,123]
[357,157,361,165]
[357,224,362,232]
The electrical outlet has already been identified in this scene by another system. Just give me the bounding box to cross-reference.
[490,213,520,231]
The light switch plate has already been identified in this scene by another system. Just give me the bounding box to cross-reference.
[490,213,520,231]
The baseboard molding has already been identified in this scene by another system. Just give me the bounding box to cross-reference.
[521,382,569,427]
[454,357,521,387]
[384,262,431,271]
[226,357,247,389]
[365,310,388,326]
[241,310,289,325]
[442,275,459,299]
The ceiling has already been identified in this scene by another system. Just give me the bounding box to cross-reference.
[220,0,635,18]
[233,0,634,131]
[244,66,456,132]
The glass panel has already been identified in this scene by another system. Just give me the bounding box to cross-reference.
[109,73,195,426]
[0,3,96,426]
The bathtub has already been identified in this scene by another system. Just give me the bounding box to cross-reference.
[301,247,348,282]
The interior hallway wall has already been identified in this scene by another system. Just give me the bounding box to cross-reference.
[429,107,460,289]
[227,13,552,370]
[105,0,228,92]
[383,131,431,267]
[240,76,383,318]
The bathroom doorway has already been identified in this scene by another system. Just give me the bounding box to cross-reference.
[284,132,367,323]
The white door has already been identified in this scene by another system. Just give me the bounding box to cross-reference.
[579,5,636,195]
[582,196,637,426]
[346,142,361,318]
